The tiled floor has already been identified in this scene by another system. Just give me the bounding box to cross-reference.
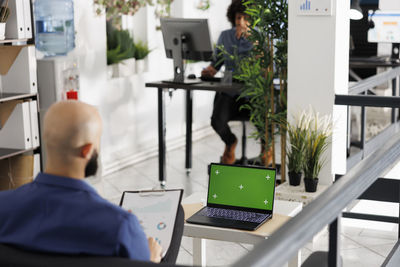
[89,124,399,266]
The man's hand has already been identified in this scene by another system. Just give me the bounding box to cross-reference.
[201,65,217,77]
[148,237,162,263]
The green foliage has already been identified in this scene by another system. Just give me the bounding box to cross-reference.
[94,0,153,19]
[230,0,288,150]
[134,40,151,60]
[0,4,10,23]
[197,0,211,11]
[107,25,135,65]
[300,109,333,179]
[286,117,308,173]
[94,0,174,27]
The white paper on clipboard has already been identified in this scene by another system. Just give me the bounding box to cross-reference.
[120,189,182,255]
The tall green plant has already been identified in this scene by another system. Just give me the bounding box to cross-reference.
[230,0,288,178]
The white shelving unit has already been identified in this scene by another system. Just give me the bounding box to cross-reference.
[0,0,41,190]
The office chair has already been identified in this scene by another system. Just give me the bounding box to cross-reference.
[0,243,181,267]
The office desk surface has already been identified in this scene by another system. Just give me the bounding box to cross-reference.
[145,81,242,94]
[183,203,290,238]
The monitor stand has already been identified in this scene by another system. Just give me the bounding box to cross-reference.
[162,33,201,85]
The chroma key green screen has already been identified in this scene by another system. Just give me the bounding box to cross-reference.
[207,164,276,211]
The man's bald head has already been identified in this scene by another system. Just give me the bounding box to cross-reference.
[44,101,102,161]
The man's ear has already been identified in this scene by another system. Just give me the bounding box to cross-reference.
[80,144,93,159]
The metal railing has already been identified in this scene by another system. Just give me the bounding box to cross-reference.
[232,131,400,267]
[342,66,400,170]
[231,66,400,267]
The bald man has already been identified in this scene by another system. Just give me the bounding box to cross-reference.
[0,101,163,263]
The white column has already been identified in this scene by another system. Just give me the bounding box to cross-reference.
[288,0,349,185]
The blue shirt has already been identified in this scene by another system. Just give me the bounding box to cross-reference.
[0,173,150,261]
[211,27,253,72]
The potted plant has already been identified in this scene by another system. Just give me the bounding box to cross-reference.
[302,109,332,192]
[286,115,307,186]
[134,40,151,73]
[0,0,10,41]
[107,23,136,78]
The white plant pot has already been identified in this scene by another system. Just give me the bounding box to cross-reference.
[136,59,146,73]
[0,23,6,40]
[108,64,120,78]
[119,58,136,77]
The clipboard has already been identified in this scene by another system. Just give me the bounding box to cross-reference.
[119,189,183,255]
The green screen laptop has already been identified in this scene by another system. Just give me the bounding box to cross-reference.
[187,163,276,231]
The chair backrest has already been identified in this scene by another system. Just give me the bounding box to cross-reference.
[0,244,177,267]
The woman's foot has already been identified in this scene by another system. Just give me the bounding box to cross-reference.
[222,137,238,164]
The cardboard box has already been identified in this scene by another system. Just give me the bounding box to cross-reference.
[0,99,23,130]
[0,155,34,190]
[0,46,25,75]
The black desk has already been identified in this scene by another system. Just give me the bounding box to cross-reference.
[145,81,242,185]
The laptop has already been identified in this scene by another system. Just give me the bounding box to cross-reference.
[187,163,276,231]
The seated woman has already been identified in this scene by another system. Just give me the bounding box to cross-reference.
[202,0,254,164]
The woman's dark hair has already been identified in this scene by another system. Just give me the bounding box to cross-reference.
[227,0,246,27]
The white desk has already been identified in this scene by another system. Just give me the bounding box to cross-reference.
[182,192,303,267]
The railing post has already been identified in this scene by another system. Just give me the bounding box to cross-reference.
[360,92,367,159]
[398,181,400,240]
[392,78,397,124]
[328,216,342,267]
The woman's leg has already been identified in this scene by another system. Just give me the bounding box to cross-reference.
[211,93,237,146]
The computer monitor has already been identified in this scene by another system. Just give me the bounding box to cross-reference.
[160,18,213,83]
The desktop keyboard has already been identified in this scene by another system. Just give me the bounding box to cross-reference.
[200,76,222,82]
[198,207,269,223]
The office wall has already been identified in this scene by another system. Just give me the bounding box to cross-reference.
[73,0,231,175]
[288,0,349,184]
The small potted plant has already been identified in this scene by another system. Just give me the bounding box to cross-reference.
[302,109,332,192]
[286,116,307,186]
[107,24,136,78]
[134,40,151,73]
[0,0,10,41]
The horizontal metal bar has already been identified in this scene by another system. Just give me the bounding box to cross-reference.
[347,123,400,169]
[364,123,399,156]
[335,95,400,108]
[349,66,400,95]
[342,212,399,223]
[232,132,400,267]
[382,240,400,267]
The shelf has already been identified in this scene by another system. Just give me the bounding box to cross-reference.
[0,148,35,161]
[0,45,29,75]
[0,92,37,103]
[0,39,29,45]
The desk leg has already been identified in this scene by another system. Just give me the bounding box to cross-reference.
[288,250,301,267]
[158,88,166,186]
[185,90,193,174]
[193,238,206,267]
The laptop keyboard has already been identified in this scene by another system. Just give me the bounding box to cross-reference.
[198,207,269,223]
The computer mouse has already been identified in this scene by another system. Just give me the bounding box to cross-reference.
[187,74,196,79]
